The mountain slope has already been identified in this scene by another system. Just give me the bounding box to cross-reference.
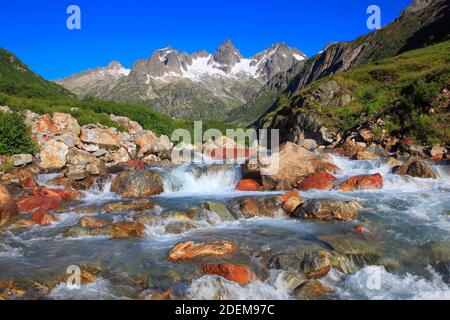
[55,40,306,120]
[0,48,73,99]
[262,40,450,145]
[229,0,450,127]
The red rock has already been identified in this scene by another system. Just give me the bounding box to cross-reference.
[297,172,336,191]
[116,160,145,170]
[17,196,61,213]
[339,173,383,192]
[110,221,145,239]
[354,226,365,233]
[31,212,55,226]
[235,179,261,191]
[0,184,18,226]
[31,188,81,202]
[201,263,254,285]
[168,240,237,262]
[22,177,38,189]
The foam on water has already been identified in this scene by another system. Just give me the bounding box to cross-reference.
[186,271,290,300]
[162,164,241,194]
[325,266,450,300]
[49,278,125,300]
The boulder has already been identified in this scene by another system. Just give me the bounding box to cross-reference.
[103,200,156,213]
[31,212,55,226]
[338,173,383,191]
[16,196,61,213]
[393,157,437,179]
[235,179,261,191]
[352,151,379,160]
[32,114,57,134]
[261,142,336,190]
[21,177,38,189]
[67,148,101,166]
[201,264,254,285]
[334,140,365,158]
[52,113,81,136]
[110,169,164,198]
[302,250,331,279]
[385,157,403,167]
[134,131,156,153]
[164,221,199,235]
[294,280,333,299]
[276,189,304,215]
[203,201,236,222]
[55,134,80,148]
[10,154,33,167]
[110,221,145,239]
[39,140,69,170]
[292,199,363,221]
[297,172,336,191]
[168,240,237,262]
[230,197,281,218]
[0,184,18,226]
[80,126,120,149]
[31,187,82,202]
[425,145,446,158]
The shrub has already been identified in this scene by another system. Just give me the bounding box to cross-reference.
[0,112,37,155]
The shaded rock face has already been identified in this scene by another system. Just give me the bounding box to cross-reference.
[393,157,437,179]
[292,199,363,221]
[111,169,164,198]
[0,184,18,226]
[167,240,237,262]
[338,173,383,192]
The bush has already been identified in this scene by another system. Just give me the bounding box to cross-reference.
[0,112,37,155]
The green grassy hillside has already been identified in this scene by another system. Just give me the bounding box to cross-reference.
[0,48,234,139]
[263,41,450,145]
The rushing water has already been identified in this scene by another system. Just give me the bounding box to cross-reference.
[0,155,449,300]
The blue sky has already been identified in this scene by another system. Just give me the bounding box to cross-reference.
[0,0,413,80]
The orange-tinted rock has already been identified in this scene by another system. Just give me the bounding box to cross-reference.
[33,114,58,134]
[201,263,254,285]
[31,188,82,202]
[116,160,145,170]
[110,221,145,239]
[0,184,18,226]
[277,189,300,203]
[339,173,383,192]
[235,179,261,191]
[297,172,336,191]
[168,240,237,262]
[276,189,304,215]
[16,196,61,213]
[32,212,55,226]
[210,148,251,160]
[21,177,38,189]
[352,151,379,160]
[79,216,108,228]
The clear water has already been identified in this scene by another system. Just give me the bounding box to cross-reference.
[0,155,449,300]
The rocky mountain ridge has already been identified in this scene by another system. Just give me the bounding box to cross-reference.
[56,40,306,120]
